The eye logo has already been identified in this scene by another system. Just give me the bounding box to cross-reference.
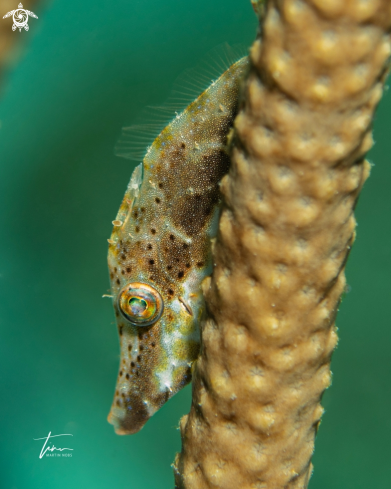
[2,3,38,32]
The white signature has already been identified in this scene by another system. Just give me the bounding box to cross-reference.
[33,432,73,459]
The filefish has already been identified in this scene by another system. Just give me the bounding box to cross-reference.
[107,56,248,434]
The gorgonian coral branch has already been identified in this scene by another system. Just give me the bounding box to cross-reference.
[174,1,391,487]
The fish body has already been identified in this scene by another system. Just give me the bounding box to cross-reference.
[107,56,248,434]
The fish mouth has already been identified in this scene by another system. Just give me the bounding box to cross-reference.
[107,299,197,435]
[107,392,156,435]
[107,313,165,435]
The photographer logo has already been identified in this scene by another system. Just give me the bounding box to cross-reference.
[3,3,38,32]
[33,432,73,459]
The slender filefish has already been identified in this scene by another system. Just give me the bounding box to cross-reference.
[107,55,248,434]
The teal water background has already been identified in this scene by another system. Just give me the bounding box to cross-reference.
[0,1,390,488]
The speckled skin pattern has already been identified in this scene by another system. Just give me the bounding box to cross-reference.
[0,0,40,96]
[107,57,249,435]
[174,1,391,487]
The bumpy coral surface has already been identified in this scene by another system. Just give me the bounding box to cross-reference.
[174,1,391,488]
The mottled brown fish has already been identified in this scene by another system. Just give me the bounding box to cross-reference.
[107,56,248,434]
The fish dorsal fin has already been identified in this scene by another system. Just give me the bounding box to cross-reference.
[115,43,248,162]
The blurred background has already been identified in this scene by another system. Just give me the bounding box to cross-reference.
[0,1,390,488]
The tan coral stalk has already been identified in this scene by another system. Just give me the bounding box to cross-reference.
[174,1,391,488]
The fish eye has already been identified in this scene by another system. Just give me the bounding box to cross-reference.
[118,282,163,327]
